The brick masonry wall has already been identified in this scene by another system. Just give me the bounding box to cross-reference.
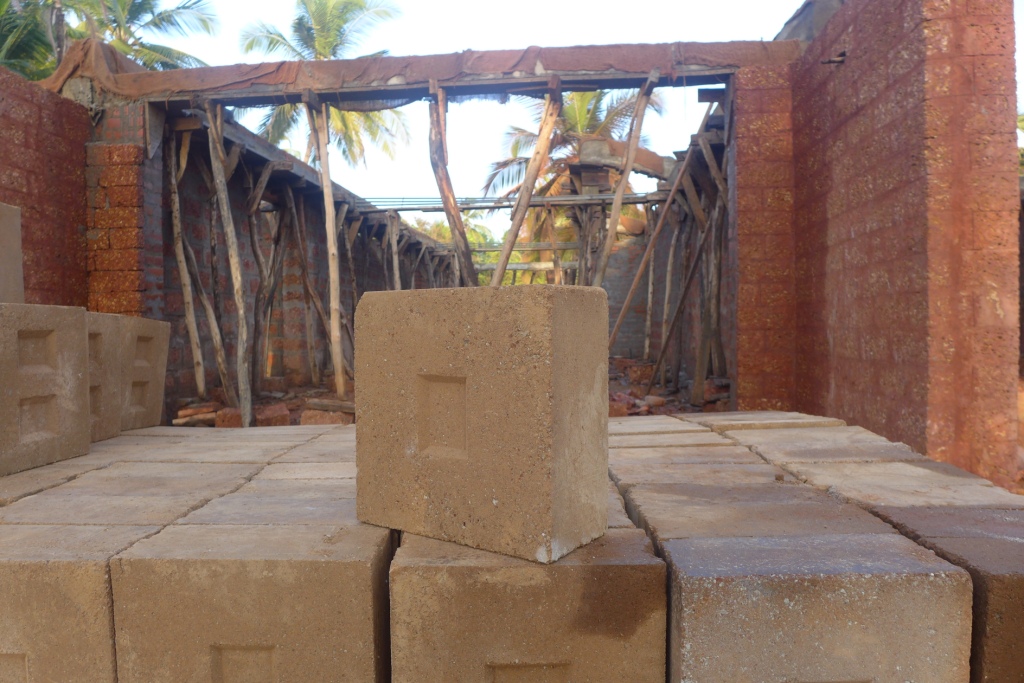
[0,67,91,306]
[792,0,1020,487]
[729,65,798,411]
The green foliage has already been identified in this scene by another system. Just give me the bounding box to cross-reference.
[0,0,54,78]
[69,0,217,69]
[241,0,408,168]
[411,213,519,286]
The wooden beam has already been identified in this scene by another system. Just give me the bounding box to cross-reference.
[477,261,579,272]
[592,69,660,288]
[491,78,563,285]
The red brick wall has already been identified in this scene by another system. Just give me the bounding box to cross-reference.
[791,0,1020,487]
[0,67,91,306]
[730,65,798,411]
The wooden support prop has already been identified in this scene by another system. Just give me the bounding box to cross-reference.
[608,141,695,349]
[248,161,292,215]
[491,77,563,286]
[428,84,477,287]
[410,245,428,290]
[388,211,402,290]
[592,69,659,288]
[643,209,655,361]
[546,206,562,285]
[697,135,727,197]
[205,102,252,425]
[345,215,362,310]
[659,214,684,387]
[166,133,206,399]
[305,94,349,399]
[646,195,723,396]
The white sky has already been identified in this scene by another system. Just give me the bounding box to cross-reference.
[160,0,1024,236]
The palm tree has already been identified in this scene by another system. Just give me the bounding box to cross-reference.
[485,90,662,281]
[0,0,55,78]
[240,0,407,166]
[68,0,216,69]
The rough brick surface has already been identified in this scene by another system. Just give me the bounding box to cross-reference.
[0,68,90,307]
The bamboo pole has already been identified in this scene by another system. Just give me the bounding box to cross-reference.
[608,144,695,349]
[205,102,253,426]
[166,133,207,399]
[427,86,477,286]
[592,69,659,288]
[305,98,348,400]
[491,81,563,285]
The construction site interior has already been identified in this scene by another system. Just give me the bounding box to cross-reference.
[0,0,1022,680]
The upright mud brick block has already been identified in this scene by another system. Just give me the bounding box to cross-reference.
[87,312,122,442]
[0,203,24,304]
[119,316,170,430]
[390,528,665,682]
[111,524,392,682]
[0,303,89,476]
[356,286,608,563]
[0,525,157,683]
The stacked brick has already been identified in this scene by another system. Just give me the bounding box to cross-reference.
[0,67,90,308]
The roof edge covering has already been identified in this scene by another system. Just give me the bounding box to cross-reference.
[43,39,803,109]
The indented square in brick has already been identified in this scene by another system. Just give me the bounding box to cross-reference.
[488,663,569,682]
[357,286,609,563]
[417,374,467,459]
[0,304,89,476]
[0,653,26,683]
[211,645,276,683]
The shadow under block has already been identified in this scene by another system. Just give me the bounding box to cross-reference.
[119,316,170,431]
[664,534,973,683]
[356,286,608,563]
[111,523,392,683]
[87,312,122,442]
[0,203,23,304]
[0,303,90,476]
[389,529,665,682]
[0,524,158,683]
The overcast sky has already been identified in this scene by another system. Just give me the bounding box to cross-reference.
[160,0,1024,236]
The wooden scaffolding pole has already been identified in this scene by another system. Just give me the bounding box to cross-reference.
[428,85,477,287]
[166,132,207,399]
[205,102,253,426]
[592,69,659,288]
[491,78,563,286]
[305,96,348,399]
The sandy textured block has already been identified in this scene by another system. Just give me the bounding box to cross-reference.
[357,286,608,563]
[119,316,171,431]
[180,475,357,526]
[609,445,761,465]
[0,203,23,304]
[725,425,892,454]
[390,529,665,682]
[0,462,260,525]
[87,312,123,442]
[758,442,926,464]
[665,534,972,682]
[608,415,708,435]
[0,303,90,476]
[608,430,731,449]
[0,460,103,505]
[625,482,894,544]
[0,524,157,682]
[112,523,392,683]
[607,481,634,529]
[610,462,793,490]
[679,410,845,432]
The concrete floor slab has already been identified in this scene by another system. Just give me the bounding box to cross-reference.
[758,442,925,464]
[357,287,609,563]
[609,445,762,466]
[390,529,665,682]
[725,425,892,454]
[0,303,91,476]
[254,462,356,479]
[610,463,794,490]
[873,506,1024,541]
[112,523,392,682]
[0,524,157,682]
[0,462,259,525]
[664,533,972,682]
[678,410,846,432]
[239,478,357,498]
[608,416,709,435]
[608,431,730,449]
[626,487,895,543]
[0,460,105,505]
